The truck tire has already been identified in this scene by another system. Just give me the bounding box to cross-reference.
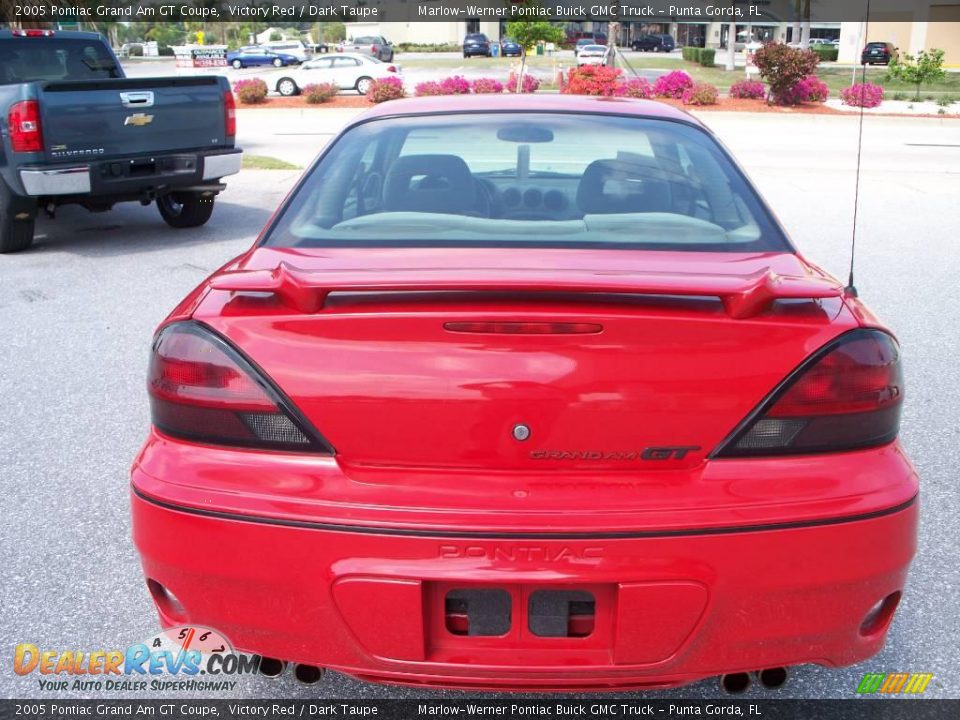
[0,183,36,253]
[157,192,215,229]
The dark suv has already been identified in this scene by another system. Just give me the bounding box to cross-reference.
[631,34,676,52]
[463,33,491,58]
[861,42,897,65]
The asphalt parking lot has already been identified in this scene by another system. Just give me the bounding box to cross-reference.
[1,110,958,700]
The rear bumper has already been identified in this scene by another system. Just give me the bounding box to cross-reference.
[131,481,917,691]
[16,148,241,197]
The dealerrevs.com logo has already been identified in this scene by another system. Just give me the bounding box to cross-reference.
[856,672,934,694]
[13,626,258,692]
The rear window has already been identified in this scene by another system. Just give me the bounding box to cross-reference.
[264,112,789,253]
[0,38,121,84]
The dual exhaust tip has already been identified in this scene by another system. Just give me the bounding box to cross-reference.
[257,657,325,685]
[720,667,788,693]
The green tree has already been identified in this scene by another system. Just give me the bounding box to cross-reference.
[887,49,946,100]
[321,22,346,43]
[504,21,564,51]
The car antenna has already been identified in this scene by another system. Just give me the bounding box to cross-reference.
[846,0,872,298]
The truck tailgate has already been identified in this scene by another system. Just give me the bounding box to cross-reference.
[38,77,228,162]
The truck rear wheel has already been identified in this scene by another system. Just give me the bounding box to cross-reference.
[0,184,36,253]
[157,192,215,229]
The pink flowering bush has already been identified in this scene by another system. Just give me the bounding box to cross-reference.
[681,82,719,106]
[729,79,766,100]
[841,82,885,108]
[471,77,504,94]
[617,77,655,99]
[653,70,694,99]
[232,78,268,104]
[414,81,443,96]
[439,75,471,95]
[800,75,829,102]
[366,76,405,103]
[506,72,540,93]
[302,83,338,104]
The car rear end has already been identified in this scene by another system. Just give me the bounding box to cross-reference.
[862,42,894,64]
[577,45,609,66]
[131,97,917,690]
[463,34,491,57]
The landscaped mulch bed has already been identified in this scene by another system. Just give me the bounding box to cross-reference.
[235,93,958,119]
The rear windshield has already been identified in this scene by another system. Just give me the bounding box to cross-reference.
[264,112,790,253]
[0,38,121,84]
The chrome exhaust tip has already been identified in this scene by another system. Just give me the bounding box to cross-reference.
[293,663,325,685]
[257,656,287,678]
[720,672,751,694]
[757,667,788,689]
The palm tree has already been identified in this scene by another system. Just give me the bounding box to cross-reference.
[800,0,812,49]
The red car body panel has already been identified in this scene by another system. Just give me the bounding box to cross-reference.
[131,96,917,690]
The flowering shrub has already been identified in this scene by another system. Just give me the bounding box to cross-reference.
[681,82,719,106]
[841,82,885,108]
[653,70,694,99]
[232,78,268,105]
[729,79,766,100]
[617,77,654,99]
[563,65,622,96]
[366,76,406,104]
[439,75,471,95]
[505,72,540,93]
[302,83,338,104]
[414,81,443,96]
[471,77,504,94]
[752,43,820,104]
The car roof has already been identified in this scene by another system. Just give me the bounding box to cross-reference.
[320,52,368,60]
[0,29,103,41]
[352,94,702,127]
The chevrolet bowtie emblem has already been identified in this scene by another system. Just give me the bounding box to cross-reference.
[124,113,154,127]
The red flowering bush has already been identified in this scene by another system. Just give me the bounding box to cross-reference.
[729,79,766,100]
[563,65,623,96]
[302,83,338,104]
[617,77,654,99]
[752,43,820,104]
[841,82,885,108]
[366,76,405,103]
[439,75,471,95]
[681,82,719,106]
[471,77,504,94]
[232,78,268,104]
[653,70,694,99]
[506,72,540,93]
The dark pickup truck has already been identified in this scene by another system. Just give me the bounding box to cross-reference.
[0,29,241,253]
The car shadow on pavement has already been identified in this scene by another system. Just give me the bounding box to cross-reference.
[28,199,270,259]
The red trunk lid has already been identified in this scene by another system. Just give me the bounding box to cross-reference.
[193,248,854,471]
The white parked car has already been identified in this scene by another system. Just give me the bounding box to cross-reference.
[273,52,400,96]
[263,40,309,63]
[576,45,610,67]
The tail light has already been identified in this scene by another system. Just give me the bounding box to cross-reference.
[223,90,236,137]
[372,44,379,53]
[8,100,43,153]
[386,65,397,73]
[148,322,332,452]
[715,329,903,457]
[12,29,55,37]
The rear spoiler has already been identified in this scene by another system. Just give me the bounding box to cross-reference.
[209,263,844,319]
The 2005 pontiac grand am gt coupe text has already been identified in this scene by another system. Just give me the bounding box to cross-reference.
[130,95,918,692]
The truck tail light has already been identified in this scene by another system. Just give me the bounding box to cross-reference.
[148,322,332,453]
[12,29,55,37]
[8,100,43,153]
[223,90,236,137]
[715,330,903,457]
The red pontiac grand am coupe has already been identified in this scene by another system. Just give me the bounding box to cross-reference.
[131,95,917,692]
